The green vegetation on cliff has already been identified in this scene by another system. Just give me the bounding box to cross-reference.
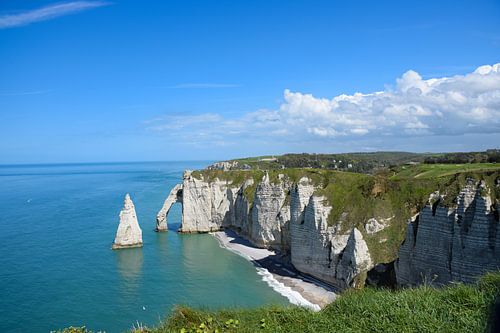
[391,163,500,179]
[227,151,425,173]
[58,272,500,333]
[191,164,500,265]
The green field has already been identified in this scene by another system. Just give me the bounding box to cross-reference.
[392,163,500,179]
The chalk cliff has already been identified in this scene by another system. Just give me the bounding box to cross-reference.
[289,179,372,289]
[250,172,289,249]
[180,171,238,232]
[113,194,143,249]
[159,169,499,289]
[396,179,500,285]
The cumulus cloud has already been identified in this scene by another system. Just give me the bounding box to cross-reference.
[0,1,110,29]
[146,63,500,148]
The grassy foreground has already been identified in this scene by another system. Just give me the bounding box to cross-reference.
[60,272,500,333]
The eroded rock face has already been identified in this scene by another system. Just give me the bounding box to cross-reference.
[290,185,373,288]
[231,179,253,233]
[336,228,372,288]
[156,184,182,231]
[396,180,500,285]
[177,171,292,249]
[112,194,143,249]
[291,194,340,284]
[180,171,235,232]
[251,173,288,248]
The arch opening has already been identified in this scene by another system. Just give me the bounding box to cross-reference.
[156,184,183,232]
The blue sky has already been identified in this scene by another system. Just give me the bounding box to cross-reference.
[0,0,499,164]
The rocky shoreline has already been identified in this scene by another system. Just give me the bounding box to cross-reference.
[212,229,337,310]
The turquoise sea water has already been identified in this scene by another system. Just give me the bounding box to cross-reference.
[0,162,288,332]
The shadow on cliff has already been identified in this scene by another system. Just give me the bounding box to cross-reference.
[224,229,339,293]
[487,295,500,333]
[366,262,398,289]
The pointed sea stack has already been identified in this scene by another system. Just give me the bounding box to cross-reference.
[112,194,143,249]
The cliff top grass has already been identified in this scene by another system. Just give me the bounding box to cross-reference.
[57,271,500,333]
[191,168,364,186]
[391,162,500,179]
[193,162,500,183]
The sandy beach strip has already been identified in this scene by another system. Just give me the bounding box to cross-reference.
[212,229,337,310]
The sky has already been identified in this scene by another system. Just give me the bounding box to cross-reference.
[0,0,499,164]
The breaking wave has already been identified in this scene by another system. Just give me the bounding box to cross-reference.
[212,232,321,311]
[255,267,321,311]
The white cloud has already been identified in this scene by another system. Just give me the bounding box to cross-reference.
[147,113,223,131]
[146,63,500,148]
[0,1,110,29]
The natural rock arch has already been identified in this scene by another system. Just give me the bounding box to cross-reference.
[156,184,183,231]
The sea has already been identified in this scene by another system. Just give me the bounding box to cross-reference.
[0,162,289,332]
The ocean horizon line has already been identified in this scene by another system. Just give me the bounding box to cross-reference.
[0,160,215,168]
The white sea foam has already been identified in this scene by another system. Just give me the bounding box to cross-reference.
[212,232,321,311]
[255,267,321,311]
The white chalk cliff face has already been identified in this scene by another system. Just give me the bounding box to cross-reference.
[396,180,500,286]
[180,170,238,232]
[290,181,372,289]
[250,172,288,249]
[159,171,499,289]
[112,194,143,249]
